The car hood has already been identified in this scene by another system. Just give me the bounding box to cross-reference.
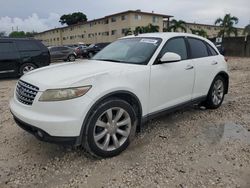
[21,60,140,91]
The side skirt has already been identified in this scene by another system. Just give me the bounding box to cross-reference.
[141,96,207,124]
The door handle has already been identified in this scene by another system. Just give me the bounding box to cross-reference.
[185,65,194,70]
[212,61,218,65]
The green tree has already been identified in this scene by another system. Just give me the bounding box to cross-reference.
[190,28,208,38]
[9,31,26,38]
[8,31,37,38]
[59,12,87,26]
[243,24,250,36]
[214,14,239,37]
[133,24,159,35]
[125,28,133,36]
[167,19,187,32]
[25,31,38,37]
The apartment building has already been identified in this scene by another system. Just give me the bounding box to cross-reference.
[185,22,244,38]
[162,20,244,38]
[35,10,172,46]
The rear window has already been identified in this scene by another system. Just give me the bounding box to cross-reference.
[0,42,16,53]
[188,38,209,59]
[15,40,40,51]
[207,44,218,56]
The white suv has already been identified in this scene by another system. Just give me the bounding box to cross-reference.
[10,33,229,158]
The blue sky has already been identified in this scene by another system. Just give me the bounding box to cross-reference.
[0,0,249,34]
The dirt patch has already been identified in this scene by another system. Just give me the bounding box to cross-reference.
[0,57,250,187]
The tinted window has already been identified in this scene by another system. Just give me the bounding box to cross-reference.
[58,47,69,51]
[207,44,218,56]
[0,42,16,53]
[161,38,187,60]
[49,47,58,52]
[188,38,208,58]
[16,40,40,51]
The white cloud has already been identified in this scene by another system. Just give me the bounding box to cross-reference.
[0,13,61,34]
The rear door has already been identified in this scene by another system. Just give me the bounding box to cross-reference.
[0,41,20,78]
[187,37,218,99]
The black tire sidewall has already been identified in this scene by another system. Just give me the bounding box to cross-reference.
[85,99,137,158]
[206,75,225,109]
[19,63,36,76]
[68,55,75,61]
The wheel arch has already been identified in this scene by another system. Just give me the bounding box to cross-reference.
[76,90,143,146]
[215,71,229,94]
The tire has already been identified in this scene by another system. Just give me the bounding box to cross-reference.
[204,75,226,109]
[68,54,76,62]
[83,98,137,158]
[88,52,94,58]
[19,63,37,76]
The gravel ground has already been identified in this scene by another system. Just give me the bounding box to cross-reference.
[0,57,250,188]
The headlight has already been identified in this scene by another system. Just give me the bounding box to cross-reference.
[39,86,91,101]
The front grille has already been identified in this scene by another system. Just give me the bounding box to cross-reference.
[16,80,39,105]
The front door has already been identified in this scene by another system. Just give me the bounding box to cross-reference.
[149,37,195,113]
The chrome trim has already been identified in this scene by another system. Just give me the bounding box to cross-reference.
[16,80,39,105]
[0,70,15,74]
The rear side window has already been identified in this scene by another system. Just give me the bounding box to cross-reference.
[188,38,208,58]
[161,37,187,60]
[15,40,40,51]
[207,44,218,56]
[0,42,16,53]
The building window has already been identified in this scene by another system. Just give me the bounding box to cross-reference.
[63,37,66,40]
[88,34,92,38]
[152,16,159,23]
[70,36,74,40]
[98,32,101,35]
[81,34,84,38]
[121,15,127,21]
[111,17,116,22]
[135,14,142,20]
[102,32,109,36]
[57,37,59,41]
[104,19,109,24]
[111,30,117,35]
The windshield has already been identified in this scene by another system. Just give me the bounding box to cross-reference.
[92,37,162,65]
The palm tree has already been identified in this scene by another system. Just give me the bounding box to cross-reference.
[214,14,239,37]
[147,24,159,33]
[167,19,187,32]
[190,28,208,38]
[133,24,159,35]
[243,24,250,36]
[125,28,133,36]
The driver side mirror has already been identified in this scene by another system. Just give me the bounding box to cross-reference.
[159,52,181,63]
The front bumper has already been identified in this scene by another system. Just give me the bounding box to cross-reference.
[13,115,77,145]
[9,92,94,138]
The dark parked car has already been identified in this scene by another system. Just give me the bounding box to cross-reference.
[48,46,77,62]
[0,38,50,78]
[81,42,110,58]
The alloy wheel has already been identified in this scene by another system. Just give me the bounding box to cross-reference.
[212,79,224,105]
[93,107,131,151]
[23,65,35,74]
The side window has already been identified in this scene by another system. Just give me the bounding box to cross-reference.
[207,44,218,56]
[188,38,209,58]
[161,38,187,60]
[0,42,16,53]
[16,40,40,51]
[58,47,68,51]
